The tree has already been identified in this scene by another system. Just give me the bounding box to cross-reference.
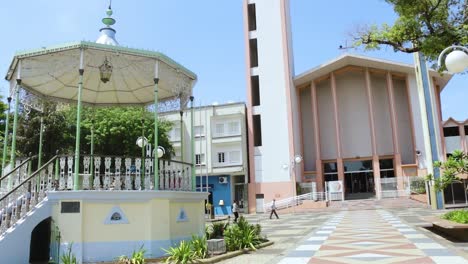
[16,103,174,166]
[353,0,467,63]
[427,150,468,192]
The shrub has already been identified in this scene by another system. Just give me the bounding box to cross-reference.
[164,240,194,264]
[118,245,146,264]
[61,243,77,264]
[224,216,263,251]
[441,209,468,224]
[207,221,229,239]
[190,234,208,259]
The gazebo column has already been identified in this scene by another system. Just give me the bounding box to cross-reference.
[153,61,160,190]
[36,116,44,190]
[90,119,95,182]
[9,77,21,190]
[180,110,184,162]
[38,116,44,168]
[1,97,12,178]
[73,49,85,190]
[190,96,195,191]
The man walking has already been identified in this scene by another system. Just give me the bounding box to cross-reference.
[232,200,239,223]
[270,199,279,219]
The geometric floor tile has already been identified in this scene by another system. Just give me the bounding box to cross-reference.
[271,210,468,264]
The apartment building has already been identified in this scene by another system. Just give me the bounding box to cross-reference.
[160,102,248,216]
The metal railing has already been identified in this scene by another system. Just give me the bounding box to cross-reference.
[0,155,57,236]
[0,156,36,195]
[54,155,193,191]
[263,192,327,212]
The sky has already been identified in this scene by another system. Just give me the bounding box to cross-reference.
[0,0,466,120]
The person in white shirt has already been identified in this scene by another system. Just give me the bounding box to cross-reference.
[270,199,279,219]
[232,200,239,223]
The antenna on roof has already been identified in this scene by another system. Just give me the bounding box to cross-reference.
[338,40,353,51]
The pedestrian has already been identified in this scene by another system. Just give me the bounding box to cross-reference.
[270,199,279,219]
[232,200,239,223]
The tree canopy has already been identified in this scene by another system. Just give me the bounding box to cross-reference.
[353,0,467,62]
[15,103,174,164]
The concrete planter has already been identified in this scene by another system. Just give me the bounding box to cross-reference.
[423,216,468,242]
[197,241,274,264]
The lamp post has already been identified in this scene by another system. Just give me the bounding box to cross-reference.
[285,154,302,211]
[437,45,468,73]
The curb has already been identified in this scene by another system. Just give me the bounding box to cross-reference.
[196,241,274,264]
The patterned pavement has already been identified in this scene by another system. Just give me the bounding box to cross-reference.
[278,210,467,264]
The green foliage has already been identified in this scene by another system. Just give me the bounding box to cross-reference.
[410,177,427,194]
[207,221,229,239]
[118,245,146,264]
[441,209,468,224]
[223,216,263,251]
[60,243,78,264]
[14,102,174,163]
[427,150,468,192]
[190,234,208,259]
[164,240,195,264]
[352,0,467,64]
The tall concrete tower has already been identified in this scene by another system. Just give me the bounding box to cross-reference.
[243,0,300,213]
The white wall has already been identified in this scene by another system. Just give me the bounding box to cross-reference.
[252,0,292,182]
[336,71,372,158]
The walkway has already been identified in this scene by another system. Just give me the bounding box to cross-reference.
[278,210,467,264]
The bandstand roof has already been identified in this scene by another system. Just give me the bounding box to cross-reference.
[5,41,197,106]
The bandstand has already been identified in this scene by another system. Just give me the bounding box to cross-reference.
[0,5,207,263]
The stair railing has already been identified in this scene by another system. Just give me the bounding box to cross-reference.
[0,155,57,236]
[0,156,36,195]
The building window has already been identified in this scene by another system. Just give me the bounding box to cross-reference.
[465,125,468,135]
[215,123,224,136]
[253,115,262,146]
[228,121,240,135]
[194,125,204,137]
[379,159,395,178]
[247,4,256,31]
[249,39,258,67]
[229,151,241,164]
[323,162,338,182]
[195,154,205,165]
[218,152,225,163]
[251,75,260,106]
[443,126,459,137]
[213,121,241,137]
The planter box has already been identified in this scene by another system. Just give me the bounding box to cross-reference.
[207,238,226,255]
[410,194,428,204]
[423,216,468,242]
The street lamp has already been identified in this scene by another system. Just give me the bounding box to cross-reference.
[438,45,468,73]
[283,154,303,210]
[157,146,165,158]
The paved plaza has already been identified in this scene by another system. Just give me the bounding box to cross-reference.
[218,199,468,264]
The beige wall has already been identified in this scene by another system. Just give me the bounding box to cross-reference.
[317,79,337,160]
[371,73,394,156]
[336,71,372,158]
[300,88,316,171]
[393,78,415,164]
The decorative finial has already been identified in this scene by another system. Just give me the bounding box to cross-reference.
[96,0,119,45]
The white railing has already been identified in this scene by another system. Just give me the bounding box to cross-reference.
[263,192,327,212]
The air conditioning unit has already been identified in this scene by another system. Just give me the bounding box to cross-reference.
[218,176,228,184]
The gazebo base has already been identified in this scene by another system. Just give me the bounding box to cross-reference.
[47,190,208,262]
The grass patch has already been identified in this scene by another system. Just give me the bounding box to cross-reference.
[441,209,468,224]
